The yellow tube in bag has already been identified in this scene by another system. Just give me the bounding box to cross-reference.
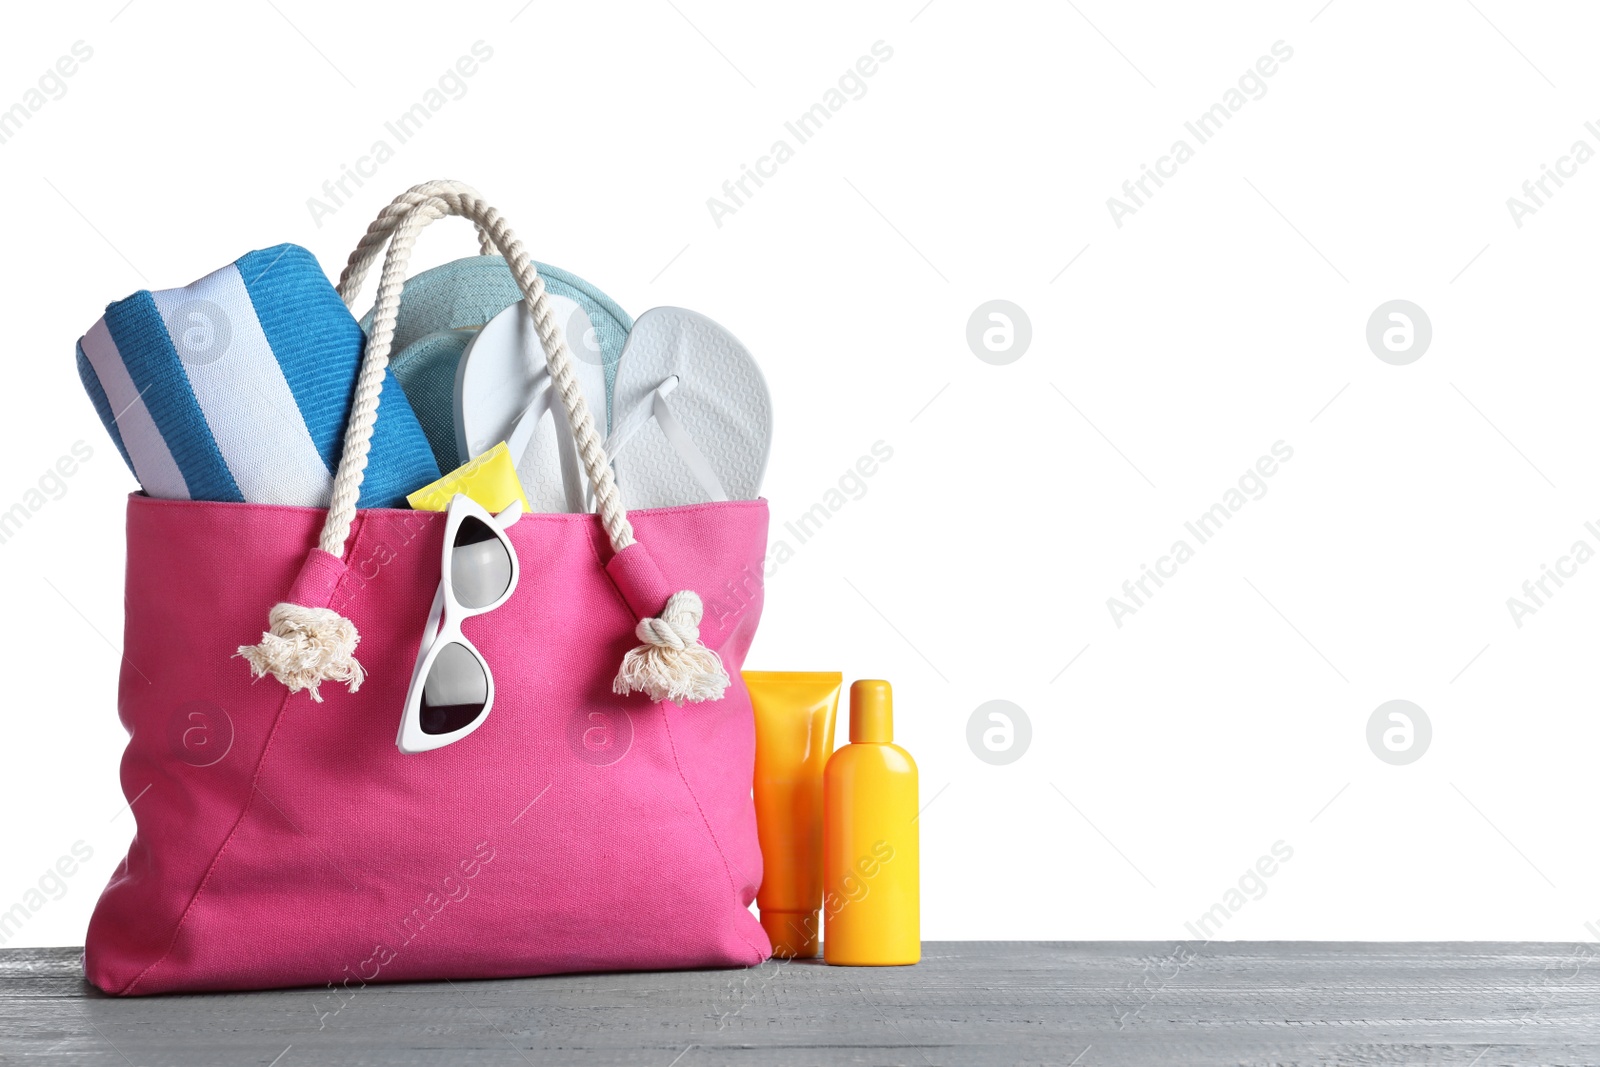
[406,441,530,514]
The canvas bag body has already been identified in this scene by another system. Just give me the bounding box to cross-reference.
[82,183,771,995]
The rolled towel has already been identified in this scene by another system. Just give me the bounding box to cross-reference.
[75,243,440,508]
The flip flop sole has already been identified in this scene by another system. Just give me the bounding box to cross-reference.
[610,307,772,509]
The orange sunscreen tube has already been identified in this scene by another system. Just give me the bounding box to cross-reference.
[744,671,842,958]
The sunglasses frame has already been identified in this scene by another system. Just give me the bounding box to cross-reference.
[397,493,523,754]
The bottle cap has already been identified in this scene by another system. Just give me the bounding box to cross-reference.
[760,908,820,958]
[850,679,893,743]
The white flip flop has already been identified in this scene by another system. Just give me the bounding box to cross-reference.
[455,298,610,513]
[606,307,772,509]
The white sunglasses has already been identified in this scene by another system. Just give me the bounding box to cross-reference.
[397,494,522,754]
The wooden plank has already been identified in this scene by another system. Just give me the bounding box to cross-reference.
[2,942,1598,1065]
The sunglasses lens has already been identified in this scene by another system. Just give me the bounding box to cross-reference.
[451,515,514,610]
[420,641,489,735]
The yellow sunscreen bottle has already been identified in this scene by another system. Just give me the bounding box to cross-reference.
[822,679,919,966]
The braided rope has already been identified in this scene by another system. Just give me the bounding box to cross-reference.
[320,182,636,558]
[336,179,494,303]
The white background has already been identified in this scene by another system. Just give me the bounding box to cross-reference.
[2,0,1597,948]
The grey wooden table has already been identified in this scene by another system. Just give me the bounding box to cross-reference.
[3,942,1597,1066]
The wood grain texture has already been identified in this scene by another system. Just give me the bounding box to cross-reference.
[3,942,1598,1066]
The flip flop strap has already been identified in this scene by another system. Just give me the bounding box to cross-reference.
[604,381,729,503]
[504,376,554,461]
[505,376,589,514]
[651,392,729,502]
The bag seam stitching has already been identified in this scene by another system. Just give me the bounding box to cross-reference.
[660,712,766,964]
[120,512,371,994]
[590,523,763,963]
[120,691,292,994]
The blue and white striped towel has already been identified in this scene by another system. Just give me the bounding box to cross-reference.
[76,244,440,508]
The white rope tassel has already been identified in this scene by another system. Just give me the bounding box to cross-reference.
[237,604,366,703]
[613,591,730,705]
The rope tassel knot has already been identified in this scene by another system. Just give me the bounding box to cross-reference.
[613,590,729,705]
[237,603,365,703]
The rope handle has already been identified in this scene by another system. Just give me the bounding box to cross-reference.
[336,179,494,304]
[243,180,727,707]
[317,180,636,560]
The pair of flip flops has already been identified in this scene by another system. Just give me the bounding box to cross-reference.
[368,256,771,512]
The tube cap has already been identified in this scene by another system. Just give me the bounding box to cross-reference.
[849,679,893,743]
[760,908,820,958]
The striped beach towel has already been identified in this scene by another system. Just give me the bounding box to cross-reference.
[76,244,440,508]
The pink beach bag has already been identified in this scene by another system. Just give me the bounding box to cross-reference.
[84,182,771,995]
